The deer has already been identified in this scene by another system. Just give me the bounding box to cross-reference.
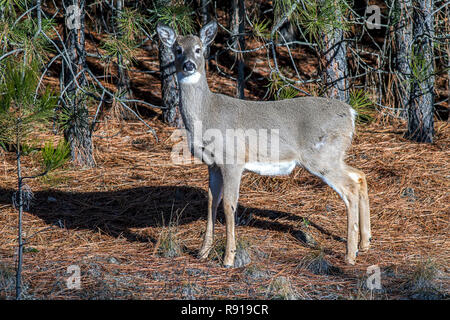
[156,20,371,268]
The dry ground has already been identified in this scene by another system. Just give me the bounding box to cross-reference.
[0,114,449,299]
[0,11,449,298]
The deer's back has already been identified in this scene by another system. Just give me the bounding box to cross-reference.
[209,94,356,153]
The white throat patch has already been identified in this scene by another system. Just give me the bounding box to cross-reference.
[178,72,201,84]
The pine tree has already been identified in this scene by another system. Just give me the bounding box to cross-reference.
[319,0,349,102]
[61,0,95,166]
[275,0,349,102]
[200,0,209,25]
[394,0,413,118]
[149,1,195,127]
[115,0,134,119]
[0,59,58,300]
[406,0,435,143]
[231,0,246,99]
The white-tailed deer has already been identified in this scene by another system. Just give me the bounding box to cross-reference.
[157,21,371,267]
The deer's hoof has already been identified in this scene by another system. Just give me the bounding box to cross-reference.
[198,244,213,260]
[198,253,208,260]
[359,244,370,252]
[345,255,356,265]
[198,249,210,260]
[359,237,371,252]
[223,264,233,269]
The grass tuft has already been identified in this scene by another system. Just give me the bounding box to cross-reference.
[266,276,300,300]
[403,259,445,300]
[154,209,184,258]
[208,237,251,267]
[297,248,340,275]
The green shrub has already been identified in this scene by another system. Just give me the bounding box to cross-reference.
[41,140,71,171]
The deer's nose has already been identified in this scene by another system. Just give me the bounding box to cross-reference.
[183,61,196,72]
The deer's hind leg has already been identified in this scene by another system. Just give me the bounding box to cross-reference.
[346,166,371,252]
[303,160,362,265]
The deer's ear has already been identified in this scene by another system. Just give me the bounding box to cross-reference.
[157,23,176,47]
[200,20,218,48]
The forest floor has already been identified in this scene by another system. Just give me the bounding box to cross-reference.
[0,23,449,300]
[0,115,448,299]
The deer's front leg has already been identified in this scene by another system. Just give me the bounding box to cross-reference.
[221,166,243,268]
[199,166,223,259]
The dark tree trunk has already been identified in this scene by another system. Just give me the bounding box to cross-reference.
[159,41,183,127]
[200,0,211,65]
[201,0,209,25]
[156,0,182,127]
[395,0,413,118]
[447,4,450,111]
[231,0,245,99]
[279,21,297,45]
[62,0,95,167]
[406,0,435,143]
[320,1,348,102]
[199,0,212,69]
[115,0,135,119]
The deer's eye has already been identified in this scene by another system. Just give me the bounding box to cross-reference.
[195,48,201,54]
[176,47,182,55]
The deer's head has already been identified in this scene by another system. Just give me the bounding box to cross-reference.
[157,21,217,82]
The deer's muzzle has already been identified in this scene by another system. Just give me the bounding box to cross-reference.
[183,61,196,73]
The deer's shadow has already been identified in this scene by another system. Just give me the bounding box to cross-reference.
[0,185,344,248]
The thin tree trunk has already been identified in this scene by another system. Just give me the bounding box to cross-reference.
[231,0,245,99]
[201,0,209,25]
[320,0,348,102]
[447,4,449,116]
[200,0,211,65]
[406,0,435,143]
[35,0,42,30]
[395,0,413,118]
[115,0,135,119]
[62,0,95,166]
[15,122,23,300]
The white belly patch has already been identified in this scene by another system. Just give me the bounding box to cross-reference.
[244,161,297,176]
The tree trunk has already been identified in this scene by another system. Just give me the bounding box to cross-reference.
[200,0,211,64]
[15,124,23,300]
[201,0,209,25]
[231,0,245,99]
[156,0,183,127]
[62,0,95,167]
[320,0,348,102]
[446,5,449,121]
[159,41,183,127]
[395,0,413,118]
[115,0,135,119]
[279,21,297,45]
[406,0,435,143]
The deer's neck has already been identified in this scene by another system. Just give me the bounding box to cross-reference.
[177,71,212,130]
